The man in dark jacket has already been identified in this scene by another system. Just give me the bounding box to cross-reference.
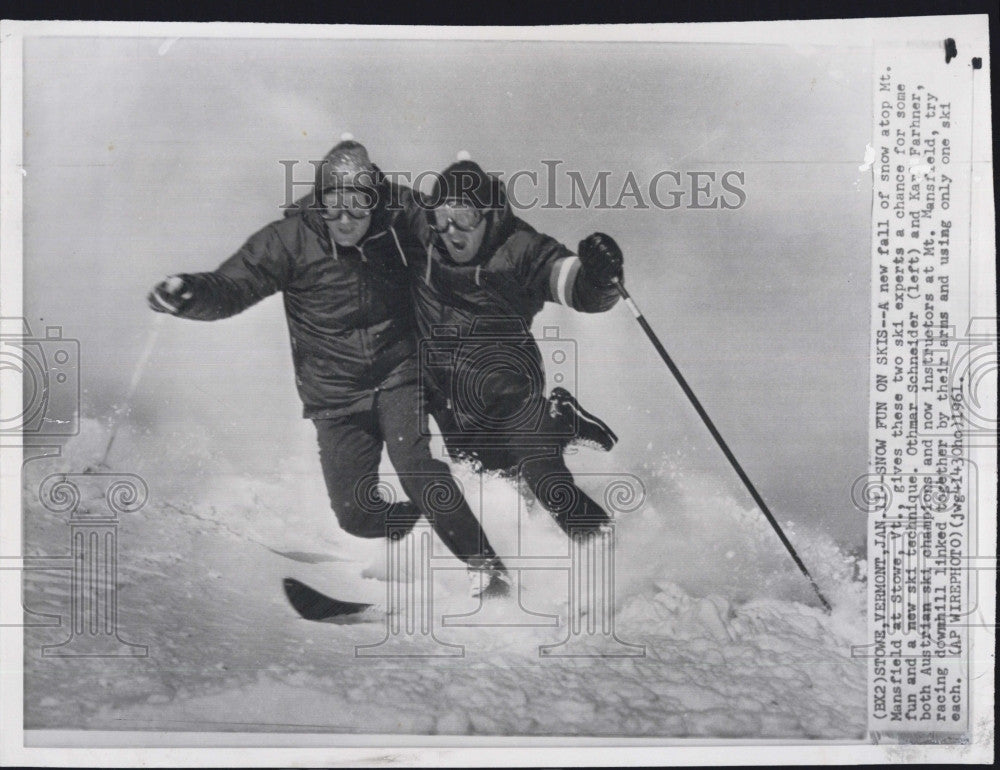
[146,140,508,598]
[412,156,624,570]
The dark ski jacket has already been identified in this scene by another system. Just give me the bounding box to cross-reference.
[174,183,426,419]
[410,178,619,431]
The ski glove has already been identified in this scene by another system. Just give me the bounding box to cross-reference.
[578,232,624,288]
[147,275,194,315]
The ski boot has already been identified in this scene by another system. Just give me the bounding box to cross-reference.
[467,556,512,600]
[548,386,618,452]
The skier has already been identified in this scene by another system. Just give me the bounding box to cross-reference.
[412,155,625,586]
[146,139,510,599]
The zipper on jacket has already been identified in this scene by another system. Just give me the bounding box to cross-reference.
[356,243,371,376]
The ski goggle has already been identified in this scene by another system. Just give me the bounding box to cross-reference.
[320,189,375,221]
[429,203,486,233]
[323,206,370,221]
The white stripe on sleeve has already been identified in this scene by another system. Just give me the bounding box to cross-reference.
[550,256,581,307]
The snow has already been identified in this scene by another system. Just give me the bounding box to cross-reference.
[22,418,866,737]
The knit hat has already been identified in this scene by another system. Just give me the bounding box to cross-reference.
[315,136,380,195]
[429,155,504,210]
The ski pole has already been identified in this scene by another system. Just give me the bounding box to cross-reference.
[89,312,166,471]
[611,277,832,612]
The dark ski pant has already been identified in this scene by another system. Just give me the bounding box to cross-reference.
[505,447,611,534]
[313,383,498,566]
[434,400,611,535]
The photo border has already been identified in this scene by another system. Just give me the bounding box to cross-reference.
[1,15,993,767]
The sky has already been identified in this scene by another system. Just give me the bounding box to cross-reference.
[21,35,873,548]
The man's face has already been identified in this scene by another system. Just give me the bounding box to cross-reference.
[321,188,373,248]
[432,202,488,264]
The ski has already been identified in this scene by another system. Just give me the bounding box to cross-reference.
[282,577,381,623]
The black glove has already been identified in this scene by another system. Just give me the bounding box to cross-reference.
[578,232,624,288]
[147,275,193,314]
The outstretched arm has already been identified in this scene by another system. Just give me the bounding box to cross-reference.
[147,224,293,321]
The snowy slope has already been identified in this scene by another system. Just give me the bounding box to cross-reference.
[22,419,866,738]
